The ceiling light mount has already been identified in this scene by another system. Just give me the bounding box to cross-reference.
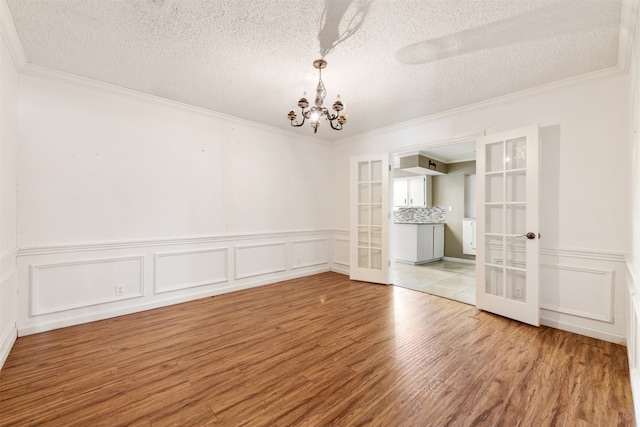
[312,58,327,69]
[287,59,346,134]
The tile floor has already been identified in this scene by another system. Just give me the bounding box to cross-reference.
[392,259,476,305]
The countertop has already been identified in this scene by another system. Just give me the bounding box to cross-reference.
[394,222,444,225]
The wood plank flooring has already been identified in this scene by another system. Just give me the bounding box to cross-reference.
[0,272,634,426]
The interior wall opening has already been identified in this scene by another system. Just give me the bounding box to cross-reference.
[391,140,477,305]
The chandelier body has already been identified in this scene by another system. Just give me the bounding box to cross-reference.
[288,59,346,134]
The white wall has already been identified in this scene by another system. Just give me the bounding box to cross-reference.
[626,0,640,416]
[15,72,335,335]
[630,3,640,312]
[329,73,631,343]
[0,17,19,368]
[18,76,331,245]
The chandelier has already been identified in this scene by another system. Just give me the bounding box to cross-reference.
[287,59,346,134]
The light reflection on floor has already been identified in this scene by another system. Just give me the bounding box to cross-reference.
[392,260,476,305]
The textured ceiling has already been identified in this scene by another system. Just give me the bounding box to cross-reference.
[5,0,624,141]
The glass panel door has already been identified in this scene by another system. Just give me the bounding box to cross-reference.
[350,154,391,284]
[476,125,539,326]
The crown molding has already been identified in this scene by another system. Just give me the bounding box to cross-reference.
[2,0,633,148]
[22,63,332,146]
[0,0,327,146]
[333,64,625,146]
[0,0,26,71]
[619,0,640,72]
[333,0,640,146]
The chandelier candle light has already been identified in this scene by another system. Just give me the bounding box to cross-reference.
[288,59,346,134]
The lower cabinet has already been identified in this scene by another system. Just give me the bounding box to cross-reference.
[394,223,444,264]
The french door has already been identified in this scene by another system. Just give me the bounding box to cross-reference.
[476,125,540,326]
[350,154,391,284]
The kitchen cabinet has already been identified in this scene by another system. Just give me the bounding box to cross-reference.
[394,176,432,208]
[463,219,476,255]
[394,223,444,264]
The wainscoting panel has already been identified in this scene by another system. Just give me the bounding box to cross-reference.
[30,256,145,316]
[539,249,627,343]
[540,264,614,323]
[0,248,18,370]
[234,241,287,280]
[16,230,331,336]
[14,230,626,345]
[330,230,350,275]
[291,238,328,270]
[154,248,228,294]
[626,262,640,418]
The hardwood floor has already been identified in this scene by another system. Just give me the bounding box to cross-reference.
[0,272,634,426]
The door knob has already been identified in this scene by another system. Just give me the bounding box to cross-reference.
[518,232,536,240]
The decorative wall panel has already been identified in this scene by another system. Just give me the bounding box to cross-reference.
[154,248,228,294]
[30,256,144,315]
[628,272,640,417]
[540,264,613,323]
[538,249,626,343]
[332,238,349,267]
[0,250,17,369]
[291,238,328,270]
[234,242,287,280]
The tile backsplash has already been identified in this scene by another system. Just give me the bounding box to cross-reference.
[394,206,446,223]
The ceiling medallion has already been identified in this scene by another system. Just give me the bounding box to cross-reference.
[287,59,346,134]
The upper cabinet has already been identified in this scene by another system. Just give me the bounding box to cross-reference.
[394,176,432,208]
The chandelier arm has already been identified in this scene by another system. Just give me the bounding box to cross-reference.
[315,107,343,130]
[290,107,307,127]
[323,109,338,120]
[328,118,343,131]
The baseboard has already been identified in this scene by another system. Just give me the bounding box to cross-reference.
[18,266,330,336]
[0,322,17,370]
[331,264,349,276]
[626,258,640,419]
[442,257,476,264]
[540,317,625,345]
[631,368,640,423]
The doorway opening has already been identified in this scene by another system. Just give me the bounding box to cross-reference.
[391,140,477,305]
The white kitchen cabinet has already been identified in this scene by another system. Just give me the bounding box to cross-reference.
[394,178,409,207]
[394,223,444,264]
[433,223,444,259]
[393,176,432,208]
[463,219,476,255]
